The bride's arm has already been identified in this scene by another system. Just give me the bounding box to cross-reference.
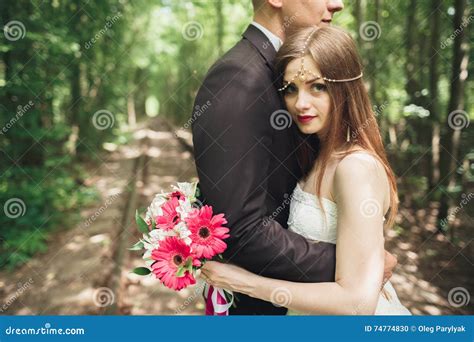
[201,156,387,314]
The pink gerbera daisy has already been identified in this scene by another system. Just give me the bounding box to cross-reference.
[155,197,181,230]
[185,205,230,259]
[151,236,200,291]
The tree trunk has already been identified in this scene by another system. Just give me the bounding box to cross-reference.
[353,0,364,47]
[127,93,137,127]
[2,2,44,167]
[67,0,84,155]
[68,45,83,156]
[134,67,148,119]
[405,0,418,103]
[428,0,442,189]
[215,0,224,57]
[368,0,380,103]
[436,0,469,236]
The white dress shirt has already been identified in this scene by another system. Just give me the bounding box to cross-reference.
[251,21,283,51]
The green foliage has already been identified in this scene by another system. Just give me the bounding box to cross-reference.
[0,0,471,268]
[0,165,99,270]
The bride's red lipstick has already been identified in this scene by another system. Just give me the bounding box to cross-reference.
[297,115,317,124]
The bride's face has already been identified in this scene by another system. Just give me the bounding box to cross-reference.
[282,56,331,136]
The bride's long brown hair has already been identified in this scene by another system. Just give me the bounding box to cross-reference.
[276,26,398,227]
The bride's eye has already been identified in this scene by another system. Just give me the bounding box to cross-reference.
[311,83,327,92]
[283,83,297,95]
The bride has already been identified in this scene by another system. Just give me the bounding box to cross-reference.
[201,26,410,315]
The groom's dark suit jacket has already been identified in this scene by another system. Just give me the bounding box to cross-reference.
[192,25,336,315]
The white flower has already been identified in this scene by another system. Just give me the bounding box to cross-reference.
[149,228,169,242]
[141,228,170,266]
[143,249,154,267]
[145,193,168,223]
[176,197,193,220]
[172,182,198,200]
[173,221,192,245]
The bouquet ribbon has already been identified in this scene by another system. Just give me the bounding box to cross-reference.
[204,283,234,316]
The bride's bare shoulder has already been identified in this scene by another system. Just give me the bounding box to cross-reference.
[333,150,389,199]
[335,150,385,175]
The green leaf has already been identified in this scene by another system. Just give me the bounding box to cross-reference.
[194,183,201,198]
[132,267,151,276]
[175,266,186,278]
[128,240,144,251]
[183,259,193,274]
[136,210,149,235]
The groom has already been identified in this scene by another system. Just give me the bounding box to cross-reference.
[192,0,395,315]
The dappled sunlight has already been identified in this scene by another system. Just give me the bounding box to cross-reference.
[146,146,162,158]
[65,235,87,251]
[134,129,176,141]
[89,234,110,245]
[0,0,471,319]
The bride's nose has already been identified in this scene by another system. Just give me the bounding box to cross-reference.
[294,91,312,112]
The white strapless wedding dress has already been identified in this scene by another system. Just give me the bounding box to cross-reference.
[287,183,411,315]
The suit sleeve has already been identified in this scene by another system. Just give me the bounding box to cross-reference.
[192,61,336,282]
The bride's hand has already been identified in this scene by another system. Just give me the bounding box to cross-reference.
[201,261,255,294]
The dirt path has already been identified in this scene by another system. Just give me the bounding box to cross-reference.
[0,118,471,315]
[0,118,204,315]
[119,119,204,315]
[385,205,473,315]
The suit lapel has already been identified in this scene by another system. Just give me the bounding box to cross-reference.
[242,25,277,72]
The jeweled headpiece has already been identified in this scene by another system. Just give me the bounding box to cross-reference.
[278,27,363,92]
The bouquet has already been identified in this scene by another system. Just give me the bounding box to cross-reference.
[130,181,234,315]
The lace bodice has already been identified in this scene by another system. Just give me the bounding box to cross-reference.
[288,183,338,243]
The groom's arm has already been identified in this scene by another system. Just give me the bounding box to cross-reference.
[192,61,336,283]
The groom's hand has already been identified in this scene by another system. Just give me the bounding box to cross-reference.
[383,250,397,284]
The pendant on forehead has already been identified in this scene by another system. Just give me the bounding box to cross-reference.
[298,57,307,81]
[299,71,306,82]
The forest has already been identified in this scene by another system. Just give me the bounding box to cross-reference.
[0,0,472,315]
